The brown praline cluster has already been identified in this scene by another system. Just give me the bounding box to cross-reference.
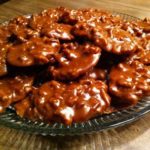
[0,7,149,125]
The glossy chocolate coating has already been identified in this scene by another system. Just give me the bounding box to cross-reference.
[127,49,150,65]
[14,87,42,120]
[48,42,101,80]
[83,67,108,81]
[73,22,138,55]
[141,35,150,50]
[29,7,65,31]
[0,76,34,112]
[109,61,150,105]
[33,79,110,125]
[41,23,74,40]
[7,37,60,67]
[0,44,10,76]
[0,7,149,125]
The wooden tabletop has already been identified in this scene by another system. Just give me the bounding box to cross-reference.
[0,0,150,149]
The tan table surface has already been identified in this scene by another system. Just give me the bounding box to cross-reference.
[0,0,150,149]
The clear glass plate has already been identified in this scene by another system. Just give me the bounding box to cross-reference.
[0,12,150,136]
